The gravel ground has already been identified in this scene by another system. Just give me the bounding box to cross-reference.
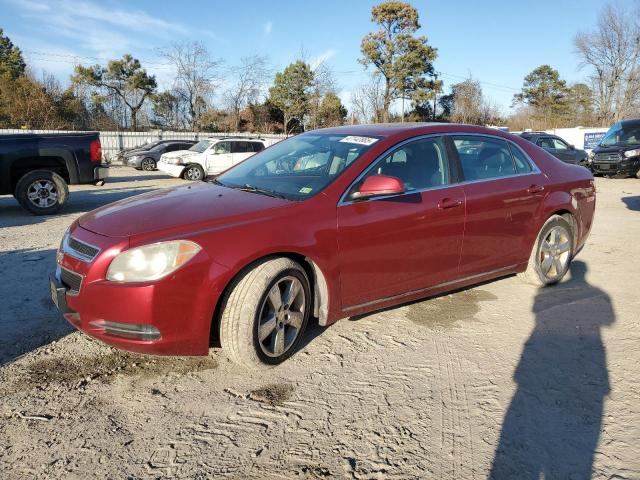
[0,168,639,479]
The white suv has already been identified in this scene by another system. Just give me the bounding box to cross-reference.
[157,137,267,180]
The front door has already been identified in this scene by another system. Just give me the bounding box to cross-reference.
[337,136,466,309]
[205,141,233,175]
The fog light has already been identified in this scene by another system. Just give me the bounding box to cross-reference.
[89,320,160,341]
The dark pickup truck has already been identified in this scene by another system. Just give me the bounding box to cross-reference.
[0,132,109,214]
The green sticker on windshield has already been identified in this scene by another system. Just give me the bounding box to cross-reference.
[299,186,313,194]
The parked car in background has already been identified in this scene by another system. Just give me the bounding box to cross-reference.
[122,140,196,171]
[0,132,108,214]
[519,132,588,165]
[590,119,640,178]
[157,137,266,181]
[51,124,595,368]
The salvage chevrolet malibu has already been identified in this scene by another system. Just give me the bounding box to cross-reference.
[51,124,596,368]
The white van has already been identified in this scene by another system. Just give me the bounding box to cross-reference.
[158,137,267,180]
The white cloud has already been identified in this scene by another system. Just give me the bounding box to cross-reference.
[263,21,273,35]
[310,49,337,70]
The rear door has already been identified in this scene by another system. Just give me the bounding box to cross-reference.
[337,136,466,309]
[452,135,546,276]
[231,141,254,165]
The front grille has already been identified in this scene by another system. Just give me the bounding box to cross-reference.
[60,268,83,293]
[68,236,99,260]
[594,152,621,162]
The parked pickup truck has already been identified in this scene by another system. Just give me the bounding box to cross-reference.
[0,132,109,214]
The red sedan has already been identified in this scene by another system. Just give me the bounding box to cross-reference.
[51,124,596,368]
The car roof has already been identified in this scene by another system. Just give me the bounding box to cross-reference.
[312,123,515,141]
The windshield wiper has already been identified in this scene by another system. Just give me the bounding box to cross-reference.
[236,183,287,199]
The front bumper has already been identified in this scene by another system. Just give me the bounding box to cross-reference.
[50,226,230,356]
[125,157,143,168]
[157,162,186,178]
[591,158,640,176]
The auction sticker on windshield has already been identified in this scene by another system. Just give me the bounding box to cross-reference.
[339,136,379,146]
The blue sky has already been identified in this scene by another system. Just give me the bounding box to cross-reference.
[0,0,632,113]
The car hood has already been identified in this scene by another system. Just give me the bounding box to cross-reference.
[78,182,290,238]
[593,144,639,154]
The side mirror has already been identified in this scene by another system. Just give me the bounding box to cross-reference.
[351,174,405,200]
[569,144,575,150]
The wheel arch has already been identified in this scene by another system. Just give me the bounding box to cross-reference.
[210,251,330,346]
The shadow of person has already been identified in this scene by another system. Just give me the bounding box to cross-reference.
[490,261,614,479]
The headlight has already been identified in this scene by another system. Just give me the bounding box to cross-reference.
[128,155,141,160]
[106,240,201,282]
[624,149,640,158]
[166,157,186,165]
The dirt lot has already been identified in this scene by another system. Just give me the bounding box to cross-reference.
[0,168,638,479]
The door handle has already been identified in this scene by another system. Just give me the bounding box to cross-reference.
[438,198,463,210]
[526,185,545,194]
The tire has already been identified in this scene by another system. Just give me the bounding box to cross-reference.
[15,170,69,215]
[636,168,640,179]
[140,157,156,171]
[183,164,204,181]
[519,215,574,287]
[220,258,312,368]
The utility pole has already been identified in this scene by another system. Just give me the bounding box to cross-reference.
[432,71,440,121]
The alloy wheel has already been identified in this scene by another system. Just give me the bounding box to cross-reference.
[538,226,571,280]
[27,179,58,208]
[185,167,202,181]
[141,158,155,171]
[257,276,306,358]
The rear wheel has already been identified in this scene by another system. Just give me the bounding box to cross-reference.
[141,157,156,171]
[183,164,204,181]
[15,169,69,215]
[519,215,574,286]
[220,258,311,368]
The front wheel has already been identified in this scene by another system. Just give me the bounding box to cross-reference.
[140,157,156,171]
[519,215,574,286]
[15,169,69,215]
[220,258,311,368]
[183,164,204,181]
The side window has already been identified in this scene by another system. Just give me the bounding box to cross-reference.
[251,142,265,152]
[232,141,251,153]
[552,138,568,150]
[509,143,533,173]
[537,137,555,150]
[452,136,516,181]
[213,142,231,154]
[164,144,180,152]
[358,136,450,192]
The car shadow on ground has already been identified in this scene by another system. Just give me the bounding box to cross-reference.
[622,195,640,211]
[0,248,74,366]
[490,260,614,478]
[0,186,158,228]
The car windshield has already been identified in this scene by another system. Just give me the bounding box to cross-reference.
[216,133,379,200]
[600,122,640,147]
[189,140,213,153]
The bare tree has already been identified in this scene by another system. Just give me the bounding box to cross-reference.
[308,62,336,129]
[351,74,385,123]
[223,55,269,131]
[575,3,640,125]
[161,42,221,130]
[441,77,501,125]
